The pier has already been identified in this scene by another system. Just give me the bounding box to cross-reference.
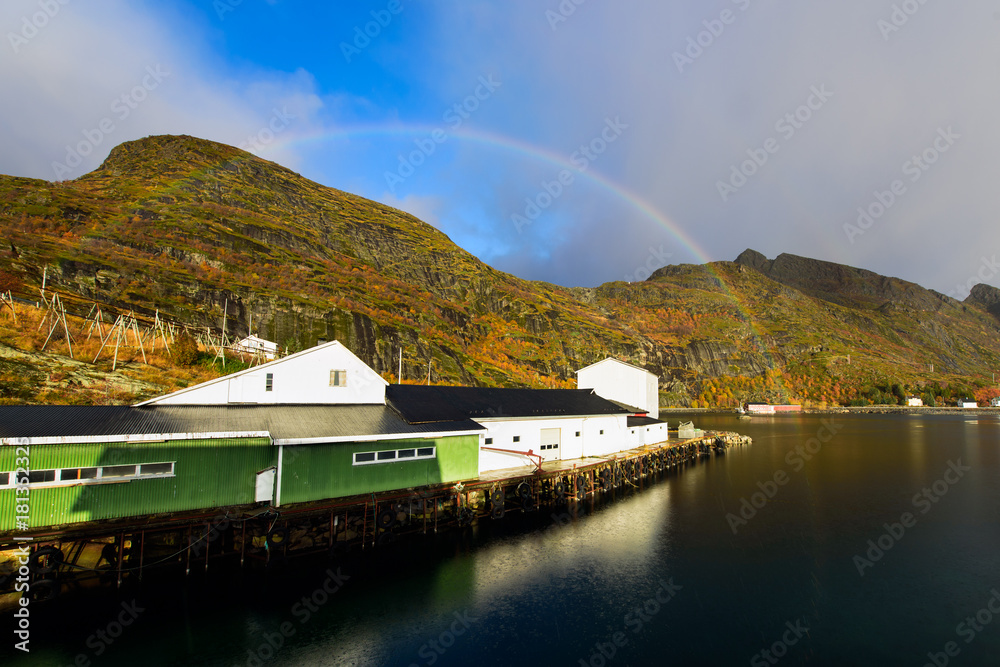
[0,431,750,609]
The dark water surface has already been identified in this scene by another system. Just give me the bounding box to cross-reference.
[6,413,1000,666]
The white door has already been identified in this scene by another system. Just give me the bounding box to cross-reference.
[228,377,245,403]
[540,428,561,461]
[255,467,276,503]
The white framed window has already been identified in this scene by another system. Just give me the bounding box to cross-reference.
[353,446,436,466]
[265,373,274,392]
[485,437,493,445]
[330,370,347,387]
[513,436,520,443]
[1,462,176,489]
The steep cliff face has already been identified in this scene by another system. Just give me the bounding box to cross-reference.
[735,249,947,311]
[2,136,1000,404]
[967,283,1000,320]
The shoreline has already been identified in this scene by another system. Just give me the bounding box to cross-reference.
[661,406,1000,416]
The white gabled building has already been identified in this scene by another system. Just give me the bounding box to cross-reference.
[234,334,279,361]
[138,340,387,406]
[576,358,659,419]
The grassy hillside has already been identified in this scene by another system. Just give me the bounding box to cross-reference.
[2,134,999,406]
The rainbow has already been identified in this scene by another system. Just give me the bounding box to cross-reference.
[162,124,786,388]
[267,124,715,265]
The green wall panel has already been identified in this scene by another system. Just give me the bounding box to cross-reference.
[280,435,479,505]
[0,437,274,532]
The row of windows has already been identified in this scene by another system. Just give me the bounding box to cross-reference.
[540,444,559,451]
[485,430,598,445]
[0,462,176,489]
[352,447,436,466]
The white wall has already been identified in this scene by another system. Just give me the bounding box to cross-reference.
[140,341,388,406]
[478,414,629,473]
[577,359,659,419]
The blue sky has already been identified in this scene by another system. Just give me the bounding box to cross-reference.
[3,1,999,297]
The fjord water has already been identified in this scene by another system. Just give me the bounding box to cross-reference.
[9,413,1000,666]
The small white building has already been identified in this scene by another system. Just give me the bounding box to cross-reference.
[234,334,279,360]
[907,397,923,407]
[992,397,1000,408]
[958,399,978,409]
[138,340,387,406]
[577,358,659,419]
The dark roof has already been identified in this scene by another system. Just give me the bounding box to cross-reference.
[0,404,482,443]
[627,416,666,428]
[386,385,630,423]
[609,399,646,414]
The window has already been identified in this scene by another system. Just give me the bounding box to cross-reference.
[575,431,581,437]
[28,470,55,484]
[0,462,175,488]
[600,430,604,435]
[485,437,493,445]
[353,447,437,466]
[330,370,347,387]
[60,468,98,481]
[265,373,273,392]
[102,465,137,478]
[513,436,520,443]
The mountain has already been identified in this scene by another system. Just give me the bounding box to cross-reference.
[2,134,1000,407]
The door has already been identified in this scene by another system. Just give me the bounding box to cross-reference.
[539,428,561,461]
[255,467,276,503]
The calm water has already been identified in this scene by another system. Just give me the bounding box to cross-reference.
[6,413,1000,666]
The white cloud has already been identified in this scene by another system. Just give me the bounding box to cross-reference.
[0,0,324,181]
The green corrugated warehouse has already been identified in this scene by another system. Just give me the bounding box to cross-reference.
[0,404,483,534]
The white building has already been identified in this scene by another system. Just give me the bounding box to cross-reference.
[958,399,978,409]
[907,397,923,407]
[576,358,659,419]
[140,344,673,475]
[992,397,1000,408]
[138,340,387,406]
[234,334,279,360]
